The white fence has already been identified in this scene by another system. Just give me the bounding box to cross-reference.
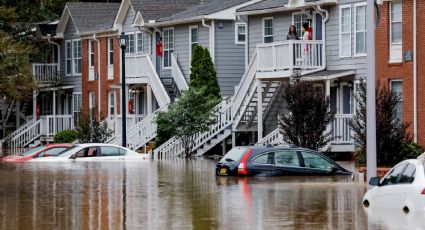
[330,114,354,144]
[32,63,59,83]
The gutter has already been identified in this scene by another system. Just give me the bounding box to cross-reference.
[414,0,417,142]
[314,5,329,73]
[202,18,215,63]
[93,34,102,119]
[47,35,61,70]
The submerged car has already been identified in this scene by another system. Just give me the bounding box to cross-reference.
[30,143,145,162]
[216,146,351,176]
[1,144,74,162]
[363,156,425,213]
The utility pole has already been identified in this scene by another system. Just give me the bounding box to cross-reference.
[366,0,377,182]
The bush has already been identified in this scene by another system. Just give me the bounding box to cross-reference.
[54,130,77,143]
[400,141,423,161]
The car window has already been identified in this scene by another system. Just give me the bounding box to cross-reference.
[381,164,405,186]
[75,147,98,158]
[274,150,299,167]
[398,164,416,184]
[100,147,124,157]
[220,147,247,163]
[22,146,46,156]
[252,153,269,164]
[300,151,333,170]
[44,147,68,156]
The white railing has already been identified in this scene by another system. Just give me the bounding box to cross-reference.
[257,40,324,72]
[125,54,170,107]
[171,54,188,91]
[0,119,39,151]
[40,115,74,137]
[232,53,258,128]
[8,119,42,149]
[330,114,354,144]
[257,128,284,145]
[32,63,59,84]
[105,114,147,136]
[154,99,232,157]
[108,106,168,150]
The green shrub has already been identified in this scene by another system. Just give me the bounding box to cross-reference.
[400,141,423,160]
[54,130,77,143]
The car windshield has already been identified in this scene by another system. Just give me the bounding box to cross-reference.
[23,146,47,156]
[56,146,80,157]
[45,147,70,156]
[220,147,247,163]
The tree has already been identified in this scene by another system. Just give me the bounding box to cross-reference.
[189,45,220,100]
[278,72,334,151]
[74,110,113,143]
[350,80,410,166]
[157,88,219,157]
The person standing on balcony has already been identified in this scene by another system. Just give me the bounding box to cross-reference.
[302,22,312,67]
[287,25,299,40]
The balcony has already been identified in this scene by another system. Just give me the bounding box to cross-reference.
[256,40,325,78]
[32,63,60,85]
[329,114,355,152]
[105,114,147,136]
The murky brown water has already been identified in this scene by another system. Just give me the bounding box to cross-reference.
[0,159,420,230]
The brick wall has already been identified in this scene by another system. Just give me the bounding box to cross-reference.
[82,36,121,119]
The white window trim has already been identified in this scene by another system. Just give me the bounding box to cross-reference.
[72,39,82,76]
[235,22,247,45]
[390,1,403,63]
[89,91,95,111]
[108,91,116,116]
[262,17,274,43]
[390,79,403,119]
[72,92,82,116]
[354,2,367,57]
[107,38,114,80]
[88,40,95,81]
[108,38,114,66]
[65,40,72,76]
[292,12,309,38]
[189,25,199,65]
[163,27,174,69]
[136,32,144,54]
[339,5,352,58]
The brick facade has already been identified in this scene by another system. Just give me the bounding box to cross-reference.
[82,36,121,119]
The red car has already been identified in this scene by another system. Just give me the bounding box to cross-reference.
[1,144,74,162]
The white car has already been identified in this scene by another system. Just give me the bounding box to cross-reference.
[362,156,425,214]
[30,143,147,162]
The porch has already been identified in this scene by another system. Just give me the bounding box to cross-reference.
[32,63,60,85]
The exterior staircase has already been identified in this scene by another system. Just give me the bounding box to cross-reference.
[154,98,232,157]
[160,77,180,102]
[0,119,42,153]
[257,128,284,145]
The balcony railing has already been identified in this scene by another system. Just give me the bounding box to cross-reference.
[257,40,324,72]
[330,114,354,145]
[40,115,74,137]
[105,114,147,136]
[32,63,59,84]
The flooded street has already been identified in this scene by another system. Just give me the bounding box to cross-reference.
[0,159,416,229]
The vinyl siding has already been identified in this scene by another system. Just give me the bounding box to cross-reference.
[60,18,82,92]
[123,5,138,33]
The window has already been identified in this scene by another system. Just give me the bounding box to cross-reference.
[301,151,333,171]
[390,80,403,120]
[274,150,300,167]
[219,147,247,163]
[136,33,144,53]
[43,147,68,157]
[126,34,135,53]
[189,26,199,59]
[108,38,114,66]
[89,91,95,112]
[65,40,72,75]
[72,40,82,75]
[252,153,270,164]
[235,23,246,44]
[293,13,308,37]
[340,5,352,58]
[163,28,174,68]
[390,1,402,62]
[89,40,95,67]
[108,91,116,116]
[354,3,366,55]
[399,164,416,184]
[381,164,405,186]
[73,93,82,119]
[100,146,125,157]
[263,18,273,43]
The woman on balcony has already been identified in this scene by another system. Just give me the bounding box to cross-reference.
[302,22,312,67]
[287,25,299,40]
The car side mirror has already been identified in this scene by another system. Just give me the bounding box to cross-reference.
[69,153,77,159]
[369,177,381,186]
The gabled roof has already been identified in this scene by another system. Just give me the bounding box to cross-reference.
[131,0,200,21]
[237,0,289,13]
[236,0,334,15]
[56,2,121,38]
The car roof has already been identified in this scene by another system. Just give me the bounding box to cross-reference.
[45,143,74,147]
[76,143,126,148]
[240,145,309,152]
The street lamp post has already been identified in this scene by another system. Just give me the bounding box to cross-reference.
[119,32,127,148]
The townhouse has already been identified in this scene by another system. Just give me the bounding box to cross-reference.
[375,0,425,147]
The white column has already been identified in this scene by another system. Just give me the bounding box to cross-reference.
[147,84,152,114]
[257,79,263,141]
[325,79,330,98]
[143,87,147,115]
[33,91,37,120]
[53,90,56,135]
[232,132,236,148]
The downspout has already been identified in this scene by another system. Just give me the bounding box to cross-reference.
[414,0,417,142]
[93,34,101,119]
[237,15,249,70]
[202,18,215,62]
[316,5,329,73]
[47,36,60,73]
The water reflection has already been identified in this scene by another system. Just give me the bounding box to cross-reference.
[0,159,418,229]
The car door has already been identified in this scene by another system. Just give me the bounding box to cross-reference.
[373,164,406,209]
[395,163,416,210]
[74,147,100,162]
[299,150,335,175]
[249,152,274,176]
[273,150,302,176]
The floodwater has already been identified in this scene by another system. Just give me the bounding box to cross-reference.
[0,159,421,230]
